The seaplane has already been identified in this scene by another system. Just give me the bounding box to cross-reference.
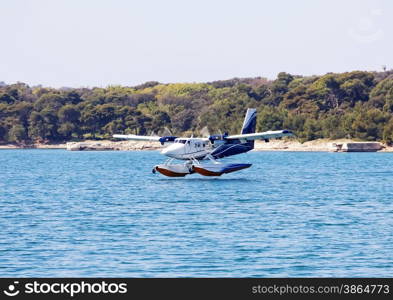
[113,108,294,177]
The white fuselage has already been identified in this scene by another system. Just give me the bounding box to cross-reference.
[161,138,211,160]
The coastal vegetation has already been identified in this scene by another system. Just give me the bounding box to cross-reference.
[1,70,393,145]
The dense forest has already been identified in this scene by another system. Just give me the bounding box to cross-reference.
[1,70,393,145]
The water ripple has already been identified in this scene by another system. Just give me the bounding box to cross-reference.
[0,150,392,277]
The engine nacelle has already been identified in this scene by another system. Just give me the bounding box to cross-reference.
[158,136,177,145]
[208,132,228,143]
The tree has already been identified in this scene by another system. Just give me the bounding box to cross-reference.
[171,109,195,133]
[58,122,76,139]
[383,118,393,145]
[151,110,171,132]
[257,106,287,131]
[0,93,16,104]
[340,79,368,104]
[321,115,345,139]
[302,119,322,141]
[351,108,389,140]
[8,124,27,143]
[34,93,65,111]
[0,70,392,144]
[28,109,59,141]
[268,73,294,106]
[10,102,33,127]
[0,123,6,141]
[369,77,393,111]
[253,84,271,101]
[28,112,47,141]
[58,104,80,123]
[63,91,82,105]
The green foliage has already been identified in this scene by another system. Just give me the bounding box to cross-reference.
[0,93,16,104]
[383,118,393,144]
[0,123,6,140]
[257,106,287,131]
[58,122,76,139]
[1,71,393,144]
[370,77,393,111]
[8,124,27,142]
[351,107,389,141]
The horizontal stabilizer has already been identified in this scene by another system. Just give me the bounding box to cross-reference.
[226,130,294,141]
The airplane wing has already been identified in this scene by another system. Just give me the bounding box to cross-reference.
[113,134,179,144]
[226,130,294,141]
[113,134,161,142]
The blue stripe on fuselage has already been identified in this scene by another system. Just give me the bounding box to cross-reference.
[211,141,253,159]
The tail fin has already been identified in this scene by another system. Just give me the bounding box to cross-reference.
[241,108,257,134]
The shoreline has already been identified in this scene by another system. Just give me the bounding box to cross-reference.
[2,139,393,152]
[0,143,67,149]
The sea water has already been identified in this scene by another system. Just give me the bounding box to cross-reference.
[0,150,392,277]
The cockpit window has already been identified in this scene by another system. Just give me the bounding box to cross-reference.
[179,139,186,144]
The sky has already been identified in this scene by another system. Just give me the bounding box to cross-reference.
[1,0,392,88]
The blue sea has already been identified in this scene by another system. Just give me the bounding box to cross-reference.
[0,149,393,277]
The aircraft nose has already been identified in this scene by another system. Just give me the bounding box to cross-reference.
[161,147,170,155]
[161,146,175,157]
[161,144,183,157]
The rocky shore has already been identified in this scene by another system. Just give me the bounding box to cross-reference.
[0,143,67,149]
[2,139,393,152]
[253,139,390,152]
[66,140,161,151]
